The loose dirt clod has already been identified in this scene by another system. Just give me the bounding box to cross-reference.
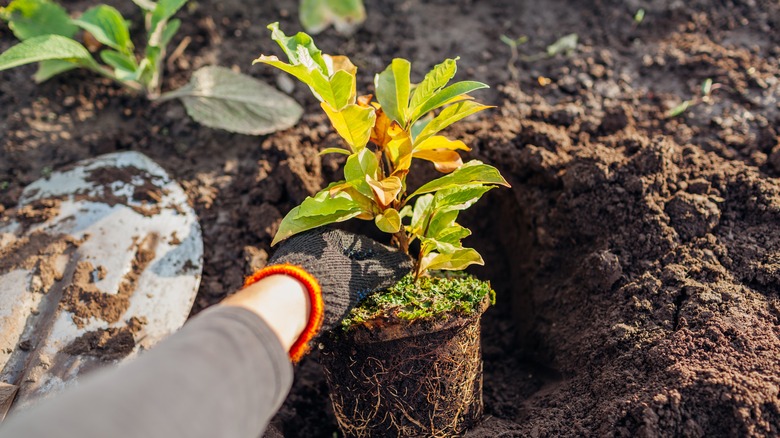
[0,230,80,294]
[61,234,157,328]
[81,166,168,217]
[64,327,136,361]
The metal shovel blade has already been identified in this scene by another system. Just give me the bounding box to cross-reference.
[0,151,203,414]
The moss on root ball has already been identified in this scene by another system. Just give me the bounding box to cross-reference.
[342,272,495,328]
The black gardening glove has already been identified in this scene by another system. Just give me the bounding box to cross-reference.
[269,228,412,331]
[246,228,411,361]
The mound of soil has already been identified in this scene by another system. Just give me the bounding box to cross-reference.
[2,0,779,436]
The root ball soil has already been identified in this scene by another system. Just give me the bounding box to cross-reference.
[321,299,487,437]
[2,0,780,436]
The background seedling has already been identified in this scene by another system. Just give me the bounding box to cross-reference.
[0,0,302,135]
[664,78,718,118]
[500,34,528,81]
[634,8,645,25]
[299,0,365,35]
[256,23,510,280]
[503,33,579,66]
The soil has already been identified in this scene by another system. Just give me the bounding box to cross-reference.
[61,233,157,328]
[1,0,779,436]
[322,298,489,437]
[64,316,147,361]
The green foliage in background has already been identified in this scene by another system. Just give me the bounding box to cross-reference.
[0,0,302,135]
[300,0,365,35]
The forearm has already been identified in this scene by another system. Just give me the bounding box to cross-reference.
[0,306,293,438]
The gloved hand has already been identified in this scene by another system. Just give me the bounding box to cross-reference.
[244,228,412,361]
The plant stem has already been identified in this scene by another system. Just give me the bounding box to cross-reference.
[393,229,410,254]
[91,66,144,93]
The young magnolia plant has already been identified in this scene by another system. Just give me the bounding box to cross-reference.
[0,0,302,135]
[257,23,509,279]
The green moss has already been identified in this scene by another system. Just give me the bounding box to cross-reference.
[342,272,495,328]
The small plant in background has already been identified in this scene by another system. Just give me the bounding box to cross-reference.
[299,0,365,35]
[0,0,302,135]
[256,23,509,280]
[500,34,528,81]
[1,0,188,97]
[665,78,718,119]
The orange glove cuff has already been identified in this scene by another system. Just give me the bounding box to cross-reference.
[244,263,324,363]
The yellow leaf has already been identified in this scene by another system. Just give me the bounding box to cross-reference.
[414,135,471,152]
[324,55,357,76]
[366,175,402,208]
[370,108,394,148]
[321,102,376,151]
[374,208,401,233]
[357,94,373,107]
[412,149,463,173]
[328,182,377,216]
[385,123,413,175]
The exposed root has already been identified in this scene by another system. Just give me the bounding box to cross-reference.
[321,312,485,437]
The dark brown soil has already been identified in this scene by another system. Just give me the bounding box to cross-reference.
[64,316,147,361]
[2,0,779,436]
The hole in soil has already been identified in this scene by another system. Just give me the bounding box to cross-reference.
[461,186,565,422]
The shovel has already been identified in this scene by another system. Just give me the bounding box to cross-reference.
[0,151,203,418]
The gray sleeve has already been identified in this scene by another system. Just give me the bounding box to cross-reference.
[0,306,293,438]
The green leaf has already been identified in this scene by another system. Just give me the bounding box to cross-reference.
[101,50,137,71]
[100,50,137,80]
[419,247,484,272]
[398,204,413,219]
[273,188,363,245]
[150,0,187,44]
[300,0,366,35]
[409,160,509,199]
[664,100,689,119]
[319,147,351,156]
[410,194,433,234]
[701,78,713,97]
[72,5,133,54]
[633,8,645,24]
[409,80,489,123]
[1,0,77,41]
[0,35,98,72]
[416,100,491,144]
[266,22,328,73]
[320,102,376,151]
[254,55,350,109]
[410,117,431,140]
[157,66,303,135]
[33,59,77,82]
[425,185,492,238]
[132,0,157,12]
[344,148,379,181]
[327,69,355,110]
[375,58,411,126]
[375,208,401,233]
[409,57,457,111]
[434,184,492,212]
[160,18,181,47]
[436,223,471,245]
[547,33,578,57]
[426,210,458,239]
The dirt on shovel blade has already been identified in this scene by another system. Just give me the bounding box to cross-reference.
[2,0,780,436]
